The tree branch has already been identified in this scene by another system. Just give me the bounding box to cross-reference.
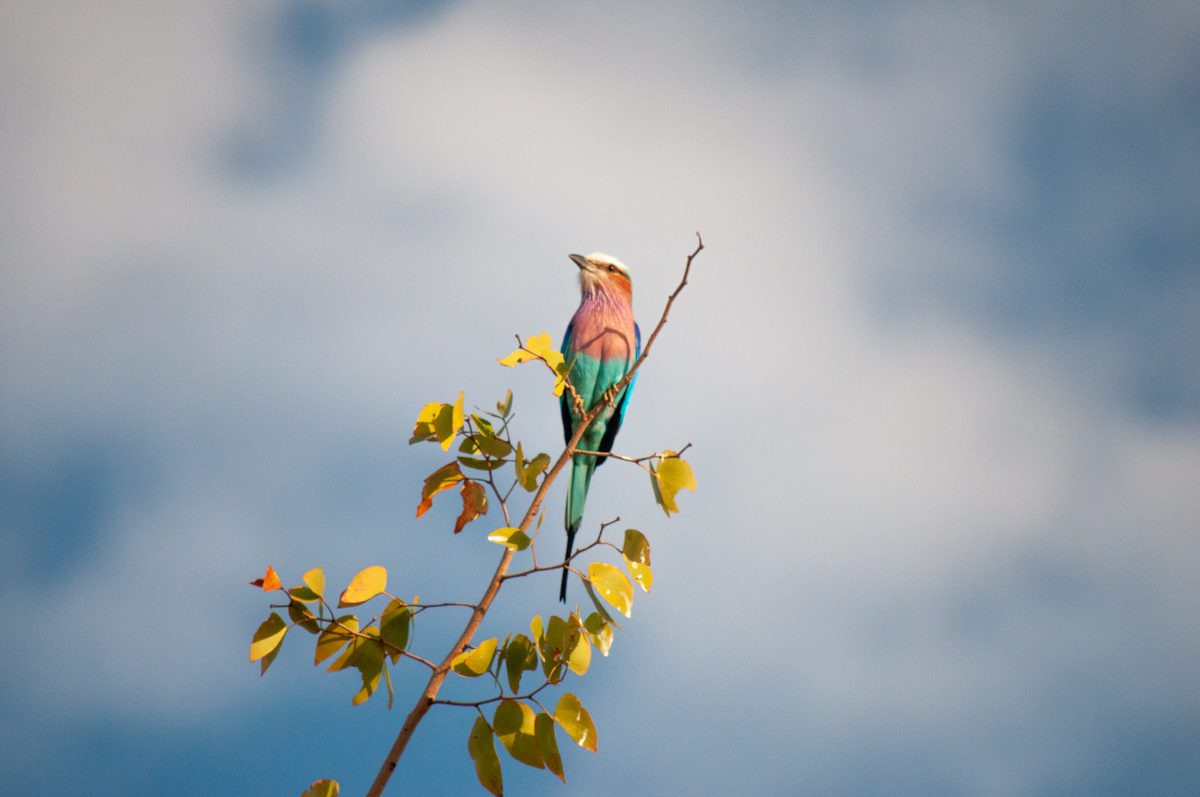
[365,234,702,797]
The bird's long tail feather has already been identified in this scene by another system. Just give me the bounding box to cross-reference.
[561,456,594,602]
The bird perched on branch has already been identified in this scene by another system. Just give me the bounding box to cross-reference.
[559,253,640,602]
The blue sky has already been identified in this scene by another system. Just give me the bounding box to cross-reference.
[2,1,1198,794]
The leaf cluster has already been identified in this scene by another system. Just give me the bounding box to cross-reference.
[251,326,697,796]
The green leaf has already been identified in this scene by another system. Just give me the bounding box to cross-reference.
[468,716,503,797]
[300,778,339,797]
[540,615,569,683]
[382,659,395,710]
[504,634,536,694]
[622,529,653,592]
[314,615,358,666]
[455,480,489,533]
[287,600,320,634]
[513,441,527,487]
[452,637,498,677]
[250,612,288,663]
[513,442,549,492]
[584,613,614,657]
[535,712,565,782]
[488,526,532,551]
[652,454,697,516]
[338,565,387,607]
[555,693,598,752]
[494,700,544,769]
[525,453,550,489]
[350,638,385,705]
[587,561,634,618]
[470,413,495,436]
[326,635,361,673]
[289,585,320,603]
[474,434,512,459]
[380,599,411,662]
[457,455,508,471]
[416,461,464,518]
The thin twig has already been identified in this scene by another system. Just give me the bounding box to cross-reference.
[503,517,622,580]
[433,680,555,708]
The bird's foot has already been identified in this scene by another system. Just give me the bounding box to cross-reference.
[602,384,620,408]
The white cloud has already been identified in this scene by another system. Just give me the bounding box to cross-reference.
[2,0,1197,792]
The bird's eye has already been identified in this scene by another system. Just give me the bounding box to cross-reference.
[608,264,616,272]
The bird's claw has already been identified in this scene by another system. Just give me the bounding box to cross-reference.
[602,385,620,408]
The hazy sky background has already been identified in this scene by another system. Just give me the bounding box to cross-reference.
[3,1,1198,794]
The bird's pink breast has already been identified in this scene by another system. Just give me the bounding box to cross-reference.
[570,299,636,362]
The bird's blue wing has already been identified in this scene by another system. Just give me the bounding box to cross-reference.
[559,322,574,445]
[595,322,640,462]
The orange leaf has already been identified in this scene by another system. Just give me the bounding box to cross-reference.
[455,480,489,533]
[416,462,464,518]
[251,566,282,591]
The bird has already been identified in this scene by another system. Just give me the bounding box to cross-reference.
[559,252,641,602]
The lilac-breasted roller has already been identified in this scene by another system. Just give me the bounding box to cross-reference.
[559,252,640,602]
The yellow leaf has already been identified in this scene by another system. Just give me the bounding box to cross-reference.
[587,562,634,618]
[338,565,387,607]
[584,612,614,657]
[535,712,565,781]
[555,692,598,752]
[250,612,287,663]
[300,778,339,797]
[565,614,591,676]
[452,637,498,677]
[449,392,464,450]
[552,361,568,397]
[468,716,503,797]
[494,700,544,769]
[500,333,559,368]
[488,526,532,551]
[302,567,325,599]
[652,454,697,516]
[581,578,621,630]
[524,332,553,358]
[504,634,536,694]
[409,401,443,444]
[498,348,536,367]
[326,636,361,673]
[622,529,653,592]
[530,615,544,652]
[314,615,358,666]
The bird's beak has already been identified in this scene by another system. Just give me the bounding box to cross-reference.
[569,253,588,270]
